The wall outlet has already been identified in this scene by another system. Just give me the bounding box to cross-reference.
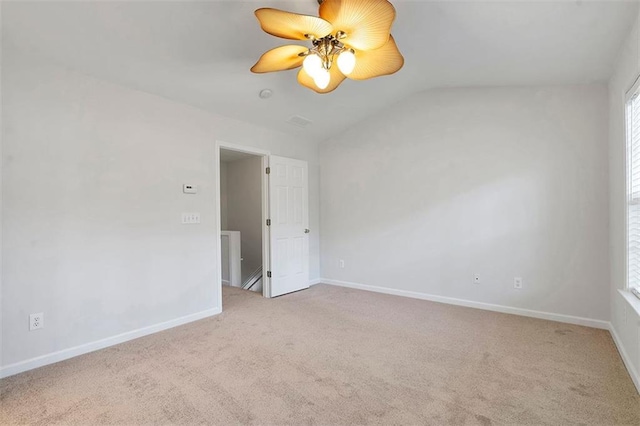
[181,212,201,224]
[339,259,345,268]
[30,313,44,331]
[474,273,480,284]
[514,277,523,289]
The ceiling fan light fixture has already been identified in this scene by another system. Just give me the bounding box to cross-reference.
[313,68,331,89]
[303,53,323,79]
[251,0,403,94]
[337,49,356,75]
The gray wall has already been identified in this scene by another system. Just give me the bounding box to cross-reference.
[223,156,263,283]
[320,85,610,322]
[220,161,228,230]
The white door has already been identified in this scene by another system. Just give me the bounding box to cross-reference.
[268,155,309,297]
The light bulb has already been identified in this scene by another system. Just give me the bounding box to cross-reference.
[337,50,356,75]
[303,54,323,79]
[313,68,330,90]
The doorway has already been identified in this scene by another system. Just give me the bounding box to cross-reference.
[215,141,310,304]
[219,147,266,296]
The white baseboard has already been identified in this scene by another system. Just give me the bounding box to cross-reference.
[0,307,222,379]
[309,278,323,286]
[609,323,640,394]
[319,278,610,329]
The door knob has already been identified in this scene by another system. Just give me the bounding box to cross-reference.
[304,228,310,233]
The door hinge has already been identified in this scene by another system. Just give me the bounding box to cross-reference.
[267,271,272,278]
[266,167,271,174]
[266,219,271,226]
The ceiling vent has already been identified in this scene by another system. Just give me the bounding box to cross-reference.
[287,115,313,128]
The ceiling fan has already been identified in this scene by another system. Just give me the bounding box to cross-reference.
[251,0,404,94]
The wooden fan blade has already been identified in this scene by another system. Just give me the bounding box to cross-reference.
[297,66,347,94]
[319,0,395,51]
[251,45,309,73]
[348,35,404,80]
[255,8,333,40]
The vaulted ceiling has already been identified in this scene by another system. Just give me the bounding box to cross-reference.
[3,1,637,141]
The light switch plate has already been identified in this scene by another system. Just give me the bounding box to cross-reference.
[182,213,201,224]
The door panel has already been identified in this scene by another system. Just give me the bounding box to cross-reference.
[269,156,309,297]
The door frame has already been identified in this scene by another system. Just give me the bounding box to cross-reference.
[215,140,271,308]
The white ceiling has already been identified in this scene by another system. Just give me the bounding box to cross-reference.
[3,1,637,142]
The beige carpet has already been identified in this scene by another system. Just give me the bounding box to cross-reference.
[1,284,639,425]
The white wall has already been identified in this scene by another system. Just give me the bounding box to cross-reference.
[1,49,320,372]
[0,2,4,369]
[320,85,610,323]
[609,8,640,391]
[225,156,263,283]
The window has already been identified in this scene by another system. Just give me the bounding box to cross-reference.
[626,79,640,296]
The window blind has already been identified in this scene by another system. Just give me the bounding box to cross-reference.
[628,88,640,293]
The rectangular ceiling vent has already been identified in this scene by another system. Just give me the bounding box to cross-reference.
[287,115,313,128]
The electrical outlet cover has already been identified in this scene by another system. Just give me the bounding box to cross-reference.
[30,313,44,331]
[514,277,523,289]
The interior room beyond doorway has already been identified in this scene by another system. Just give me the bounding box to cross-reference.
[220,149,263,294]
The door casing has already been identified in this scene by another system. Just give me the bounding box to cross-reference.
[215,141,271,308]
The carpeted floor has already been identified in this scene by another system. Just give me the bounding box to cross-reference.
[1,284,639,425]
